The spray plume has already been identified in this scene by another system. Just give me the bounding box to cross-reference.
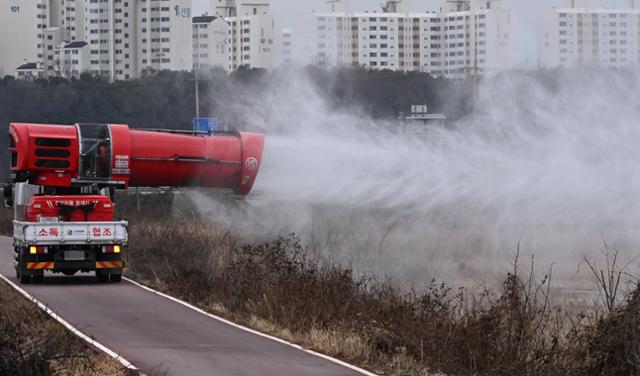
[184,68,640,286]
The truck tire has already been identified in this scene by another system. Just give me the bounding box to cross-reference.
[17,249,30,284]
[19,274,31,284]
[32,274,44,284]
[14,247,20,279]
[96,270,109,283]
[110,273,122,283]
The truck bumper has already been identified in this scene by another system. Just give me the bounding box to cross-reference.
[16,248,123,276]
[24,260,124,272]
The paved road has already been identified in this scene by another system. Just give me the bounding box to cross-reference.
[0,238,367,376]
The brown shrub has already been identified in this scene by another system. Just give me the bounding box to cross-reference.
[0,282,126,376]
[125,213,604,376]
[576,285,640,376]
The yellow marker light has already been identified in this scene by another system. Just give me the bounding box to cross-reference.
[29,246,37,254]
[113,245,121,253]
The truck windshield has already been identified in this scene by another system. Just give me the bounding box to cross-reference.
[77,124,111,179]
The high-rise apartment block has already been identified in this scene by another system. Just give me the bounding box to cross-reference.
[316,0,513,77]
[538,0,640,68]
[193,15,230,71]
[137,0,194,75]
[281,29,293,65]
[197,0,280,71]
[1,0,193,80]
[0,1,49,77]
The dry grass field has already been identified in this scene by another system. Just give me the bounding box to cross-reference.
[118,192,640,376]
[0,280,127,376]
[1,192,639,375]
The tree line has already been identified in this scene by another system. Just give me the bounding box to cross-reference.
[0,66,477,176]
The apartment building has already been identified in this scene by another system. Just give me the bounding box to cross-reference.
[2,0,193,80]
[441,1,512,77]
[75,0,137,80]
[57,41,91,77]
[193,15,230,70]
[281,29,293,65]
[318,12,442,73]
[316,0,513,77]
[137,0,193,75]
[0,1,48,77]
[206,0,279,71]
[538,0,640,68]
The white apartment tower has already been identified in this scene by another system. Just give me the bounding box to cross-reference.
[317,6,444,73]
[57,41,91,78]
[316,0,513,77]
[136,0,193,75]
[208,0,280,71]
[1,0,194,80]
[281,29,293,65]
[84,0,137,80]
[538,3,640,69]
[0,1,49,77]
[193,15,230,71]
[442,0,512,77]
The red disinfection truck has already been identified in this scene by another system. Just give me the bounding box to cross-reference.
[5,123,264,283]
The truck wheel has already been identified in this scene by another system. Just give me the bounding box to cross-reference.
[14,247,20,279]
[17,249,30,284]
[32,274,44,284]
[96,271,109,283]
[110,274,122,283]
[19,274,31,284]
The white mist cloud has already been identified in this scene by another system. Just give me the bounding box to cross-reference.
[186,67,640,288]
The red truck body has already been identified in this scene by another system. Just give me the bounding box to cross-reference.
[26,195,114,222]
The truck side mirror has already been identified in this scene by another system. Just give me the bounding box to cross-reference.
[3,184,13,209]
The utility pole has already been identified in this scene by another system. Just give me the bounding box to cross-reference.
[195,29,200,130]
[190,22,219,134]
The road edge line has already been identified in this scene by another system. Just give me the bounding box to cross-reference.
[123,277,379,376]
[0,273,145,376]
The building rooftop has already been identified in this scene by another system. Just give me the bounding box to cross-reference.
[64,41,88,49]
[317,11,442,18]
[16,62,38,70]
[193,16,219,23]
[555,7,640,13]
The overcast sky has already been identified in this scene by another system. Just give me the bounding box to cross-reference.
[193,0,628,66]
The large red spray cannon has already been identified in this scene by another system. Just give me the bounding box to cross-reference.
[9,123,264,194]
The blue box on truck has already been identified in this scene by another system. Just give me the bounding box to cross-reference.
[193,118,218,135]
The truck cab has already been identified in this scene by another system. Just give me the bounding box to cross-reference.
[9,182,127,284]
